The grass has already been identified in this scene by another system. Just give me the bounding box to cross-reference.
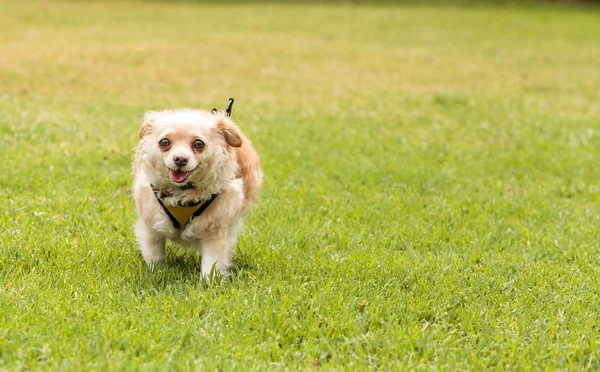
[1,0,600,369]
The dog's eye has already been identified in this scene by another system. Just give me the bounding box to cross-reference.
[193,139,205,150]
[158,138,170,149]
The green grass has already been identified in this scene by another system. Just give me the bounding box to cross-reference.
[1,0,600,370]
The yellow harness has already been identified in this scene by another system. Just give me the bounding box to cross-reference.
[152,186,218,229]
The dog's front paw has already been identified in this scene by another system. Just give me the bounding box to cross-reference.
[142,253,166,267]
[201,257,230,281]
[201,266,230,282]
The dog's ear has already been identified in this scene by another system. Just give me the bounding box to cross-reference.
[216,118,242,148]
[139,111,156,139]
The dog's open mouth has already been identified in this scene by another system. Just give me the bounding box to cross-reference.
[169,169,191,183]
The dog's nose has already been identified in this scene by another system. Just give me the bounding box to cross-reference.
[173,154,188,167]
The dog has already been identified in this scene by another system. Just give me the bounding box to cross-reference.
[132,100,262,278]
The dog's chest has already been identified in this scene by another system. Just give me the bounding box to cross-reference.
[150,186,219,235]
[153,213,207,243]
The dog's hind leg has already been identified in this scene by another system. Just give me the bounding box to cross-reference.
[135,219,166,265]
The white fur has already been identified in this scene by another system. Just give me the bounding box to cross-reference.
[132,109,261,279]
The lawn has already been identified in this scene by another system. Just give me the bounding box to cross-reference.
[1,0,600,370]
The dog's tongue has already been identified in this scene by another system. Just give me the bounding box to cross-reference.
[169,170,190,183]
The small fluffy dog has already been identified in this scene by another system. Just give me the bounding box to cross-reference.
[132,100,262,278]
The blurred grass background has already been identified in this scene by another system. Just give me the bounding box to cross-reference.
[1,0,600,370]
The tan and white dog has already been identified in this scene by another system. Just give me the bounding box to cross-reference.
[132,102,262,278]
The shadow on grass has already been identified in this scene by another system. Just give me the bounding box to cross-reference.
[138,245,256,290]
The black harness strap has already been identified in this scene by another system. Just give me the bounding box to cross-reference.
[153,192,181,229]
[150,185,219,229]
[192,193,218,218]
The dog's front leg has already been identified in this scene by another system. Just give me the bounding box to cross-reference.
[135,219,166,265]
[200,232,232,278]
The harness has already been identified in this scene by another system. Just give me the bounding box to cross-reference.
[150,97,231,230]
[151,185,218,229]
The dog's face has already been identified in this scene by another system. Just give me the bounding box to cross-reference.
[137,110,241,187]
